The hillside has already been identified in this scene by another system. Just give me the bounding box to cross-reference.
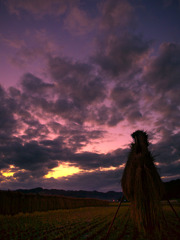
[16,179,180,201]
[16,188,123,201]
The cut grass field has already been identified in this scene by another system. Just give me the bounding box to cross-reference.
[0,203,180,240]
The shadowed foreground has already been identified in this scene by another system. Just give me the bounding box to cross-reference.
[0,204,180,240]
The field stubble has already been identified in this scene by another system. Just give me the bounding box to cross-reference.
[0,204,180,240]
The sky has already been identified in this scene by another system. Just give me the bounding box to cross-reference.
[0,0,180,192]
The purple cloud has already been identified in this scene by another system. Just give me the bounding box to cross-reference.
[92,33,150,77]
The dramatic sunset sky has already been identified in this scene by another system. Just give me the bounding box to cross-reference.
[0,0,180,192]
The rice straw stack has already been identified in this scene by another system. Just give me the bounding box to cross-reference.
[121,130,164,238]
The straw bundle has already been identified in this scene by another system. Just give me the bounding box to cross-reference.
[121,130,164,238]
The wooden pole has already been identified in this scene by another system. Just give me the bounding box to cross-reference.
[167,199,180,223]
[104,194,124,240]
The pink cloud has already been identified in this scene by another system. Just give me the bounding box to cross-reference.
[100,0,135,31]
[5,0,70,18]
[7,29,60,67]
[64,6,97,35]
[0,34,25,49]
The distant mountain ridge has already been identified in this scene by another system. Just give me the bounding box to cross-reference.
[16,188,123,201]
[16,179,180,201]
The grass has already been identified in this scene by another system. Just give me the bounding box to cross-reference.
[0,203,180,240]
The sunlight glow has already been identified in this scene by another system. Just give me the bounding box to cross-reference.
[44,163,81,178]
[1,165,15,177]
[161,174,180,180]
[99,164,125,171]
[44,162,125,179]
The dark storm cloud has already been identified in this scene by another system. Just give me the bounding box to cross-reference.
[110,85,142,124]
[0,86,67,173]
[65,129,105,152]
[148,132,180,180]
[0,137,67,177]
[142,42,180,131]
[100,0,134,31]
[0,125,126,176]
[107,109,124,126]
[49,57,92,83]
[90,105,124,127]
[44,122,105,152]
[151,132,180,165]
[19,67,104,125]
[48,56,106,105]
[51,168,124,192]
[149,95,180,132]
[8,86,36,121]
[70,147,128,170]
[160,161,180,179]
[1,62,177,188]
[21,73,54,95]
[13,170,34,182]
[10,131,180,192]
[1,0,180,191]
[71,152,104,169]
[1,127,179,191]
[0,85,17,135]
[0,136,21,171]
[39,98,86,125]
[0,76,109,176]
[111,86,134,107]
[23,123,49,140]
[127,111,142,123]
[1,71,129,177]
[8,85,54,142]
[1,143,128,191]
[77,77,106,104]
[31,97,83,125]
[0,167,124,192]
[144,43,180,91]
[9,86,21,98]
[45,56,107,124]
[92,34,150,77]
[54,98,76,113]
[0,80,109,174]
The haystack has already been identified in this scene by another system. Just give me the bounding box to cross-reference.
[121,130,164,238]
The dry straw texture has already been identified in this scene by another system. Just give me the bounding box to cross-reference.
[121,130,165,238]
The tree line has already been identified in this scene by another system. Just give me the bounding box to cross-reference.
[0,190,109,215]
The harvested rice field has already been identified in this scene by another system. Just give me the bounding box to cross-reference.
[0,204,180,240]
